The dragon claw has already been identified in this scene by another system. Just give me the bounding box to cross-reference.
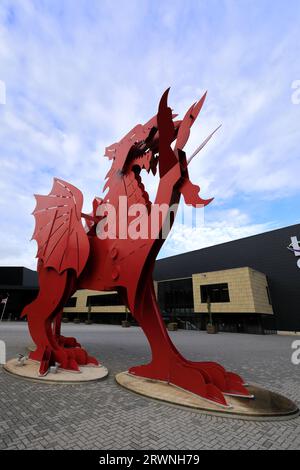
[34,346,100,374]
[187,361,251,398]
[129,356,251,406]
[57,335,81,348]
[129,360,228,406]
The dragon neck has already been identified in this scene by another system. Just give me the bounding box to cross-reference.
[100,168,174,258]
[104,170,151,211]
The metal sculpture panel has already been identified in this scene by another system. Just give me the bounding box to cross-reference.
[22,89,251,405]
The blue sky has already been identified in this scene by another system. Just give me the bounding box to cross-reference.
[0,0,300,269]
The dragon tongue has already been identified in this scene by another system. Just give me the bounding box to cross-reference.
[142,152,151,171]
[180,179,213,207]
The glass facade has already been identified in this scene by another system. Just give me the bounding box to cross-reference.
[157,278,194,315]
[200,283,230,303]
[86,293,123,307]
[65,297,77,308]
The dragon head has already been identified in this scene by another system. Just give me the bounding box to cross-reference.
[103,88,218,207]
[104,114,158,177]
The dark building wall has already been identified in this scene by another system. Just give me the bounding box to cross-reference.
[22,267,38,287]
[154,224,300,332]
[1,289,38,319]
[0,267,23,286]
[0,267,38,288]
[0,267,38,319]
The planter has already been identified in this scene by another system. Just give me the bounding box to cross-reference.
[73,318,81,324]
[206,323,218,334]
[167,322,178,331]
[122,320,131,328]
[85,319,93,325]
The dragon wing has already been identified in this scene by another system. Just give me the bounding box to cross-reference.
[32,178,90,275]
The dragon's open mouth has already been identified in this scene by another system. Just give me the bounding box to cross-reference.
[128,150,158,176]
[126,149,159,206]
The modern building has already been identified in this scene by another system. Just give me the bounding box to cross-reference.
[63,290,127,324]
[155,267,273,334]
[0,267,38,320]
[154,223,300,334]
[0,223,299,334]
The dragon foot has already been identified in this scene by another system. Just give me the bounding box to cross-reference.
[30,345,99,374]
[186,361,251,398]
[129,359,230,406]
[53,347,99,372]
[57,335,81,348]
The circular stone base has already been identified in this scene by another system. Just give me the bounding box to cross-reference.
[4,358,108,384]
[116,372,299,420]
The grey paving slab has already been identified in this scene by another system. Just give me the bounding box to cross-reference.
[0,322,299,450]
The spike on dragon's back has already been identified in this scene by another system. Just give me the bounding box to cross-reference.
[21,88,252,406]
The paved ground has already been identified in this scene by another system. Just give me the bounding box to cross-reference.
[0,322,299,450]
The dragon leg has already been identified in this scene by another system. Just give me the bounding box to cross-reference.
[22,267,98,374]
[53,311,81,348]
[53,277,81,350]
[128,279,251,406]
[22,267,72,371]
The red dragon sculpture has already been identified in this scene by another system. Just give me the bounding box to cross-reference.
[22,89,252,406]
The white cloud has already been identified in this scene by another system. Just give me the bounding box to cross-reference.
[0,1,299,269]
[161,208,273,258]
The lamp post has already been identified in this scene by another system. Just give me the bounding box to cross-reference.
[207,295,212,325]
[0,294,9,322]
[206,295,218,334]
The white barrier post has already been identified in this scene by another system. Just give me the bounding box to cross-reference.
[0,340,6,365]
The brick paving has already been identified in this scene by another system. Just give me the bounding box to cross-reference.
[0,323,299,450]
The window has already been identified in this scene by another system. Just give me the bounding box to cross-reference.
[200,283,230,303]
[65,297,77,308]
[86,293,123,307]
[157,278,194,314]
